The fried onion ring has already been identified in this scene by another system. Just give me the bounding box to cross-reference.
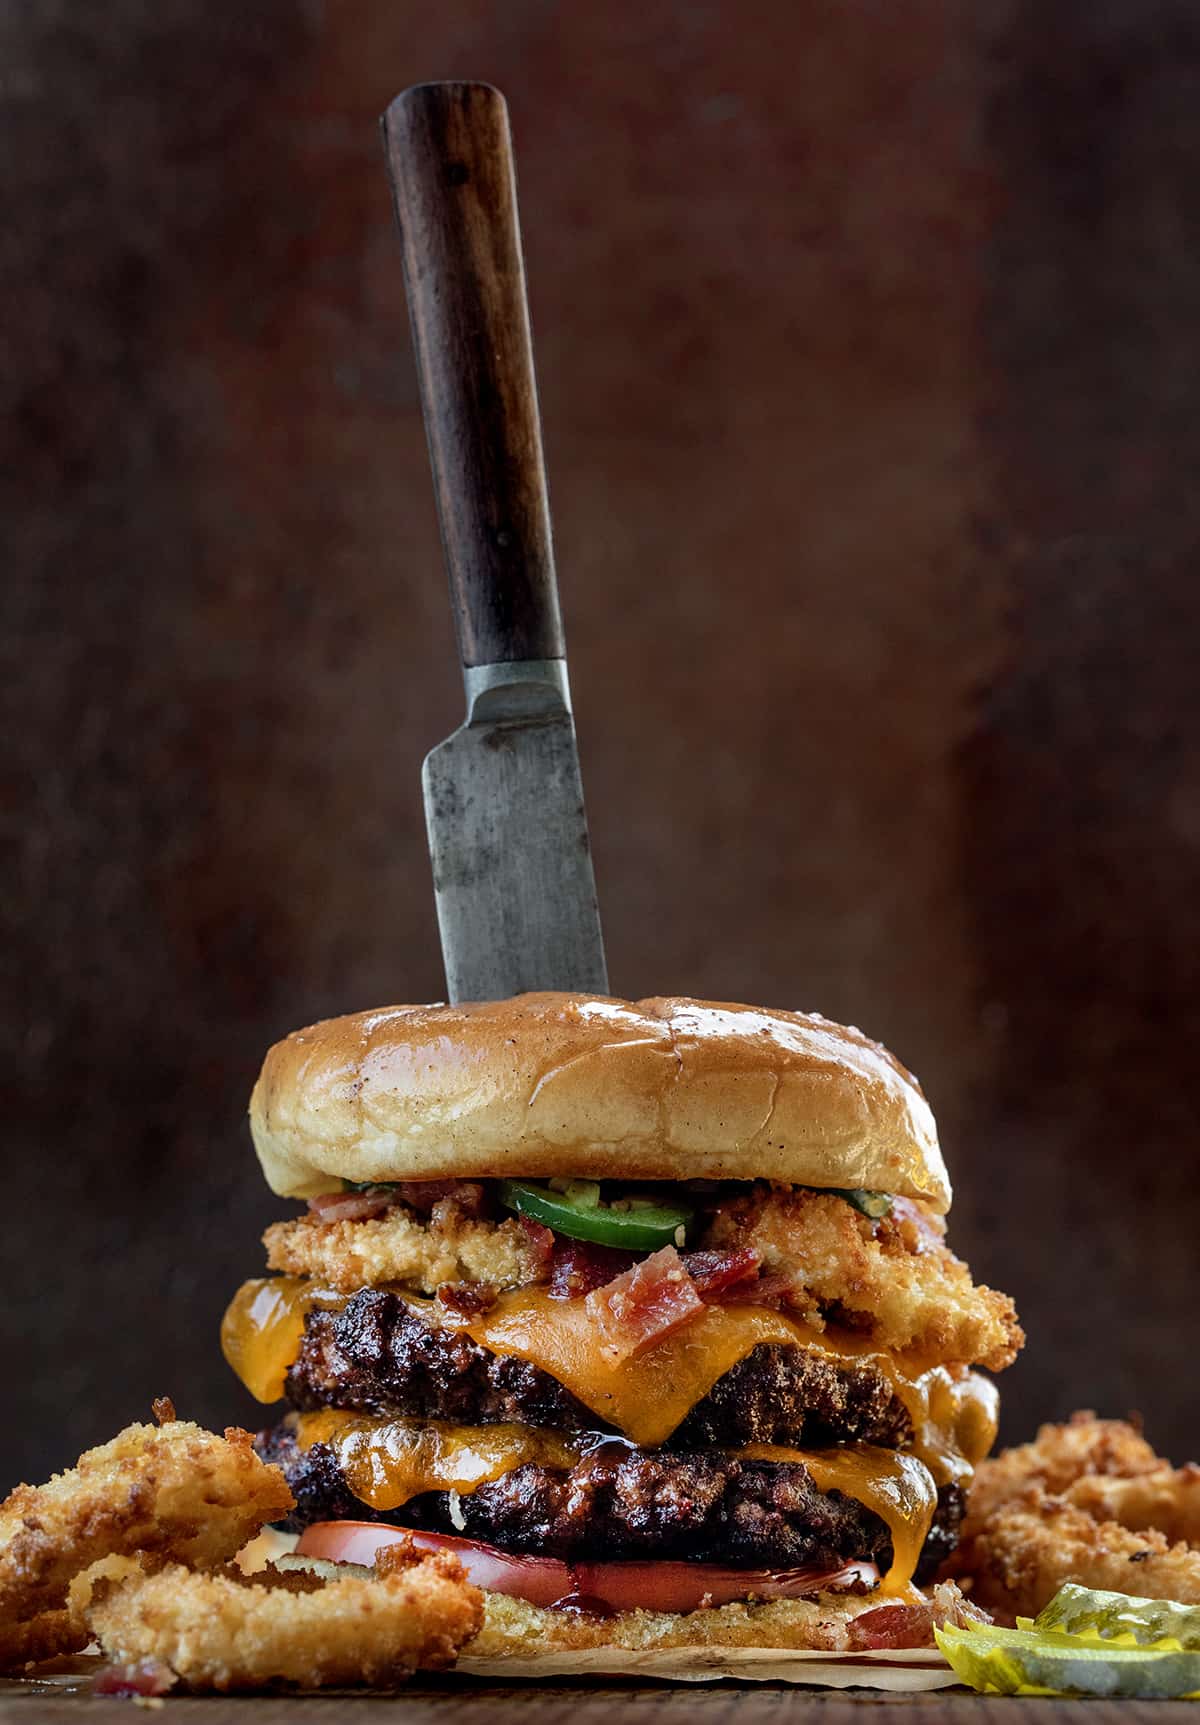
[0,1607,84,1671]
[954,1412,1200,1621]
[0,1415,293,1658]
[956,1491,1200,1621]
[84,1543,482,1690]
[1065,1465,1200,1547]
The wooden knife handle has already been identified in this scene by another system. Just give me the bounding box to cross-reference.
[382,82,565,669]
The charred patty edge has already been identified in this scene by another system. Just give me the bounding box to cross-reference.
[284,1289,912,1451]
[259,1420,963,1582]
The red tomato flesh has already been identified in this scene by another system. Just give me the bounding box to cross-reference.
[295,1522,879,1614]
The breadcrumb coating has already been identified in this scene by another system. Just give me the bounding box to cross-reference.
[0,1419,293,1641]
[953,1412,1200,1620]
[85,1545,482,1690]
[956,1494,1200,1621]
[963,1410,1162,1527]
[701,1189,1022,1370]
[264,1184,1022,1372]
[264,1207,542,1295]
[1066,1466,1200,1546]
[0,1607,84,1671]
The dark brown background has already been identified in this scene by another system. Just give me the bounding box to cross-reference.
[3,0,1198,1490]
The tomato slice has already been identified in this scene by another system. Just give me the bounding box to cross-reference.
[297,1523,569,1606]
[295,1522,879,1614]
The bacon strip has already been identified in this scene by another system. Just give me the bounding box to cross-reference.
[306,1188,395,1223]
[516,1214,555,1275]
[681,1245,762,1296]
[585,1245,705,1364]
[847,1600,933,1650]
[408,1180,487,1218]
[549,1239,637,1299]
[306,1180,489,1226]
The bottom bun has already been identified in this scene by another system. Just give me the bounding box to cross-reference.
[458,1590,959,1690]
[265,1538,963,1692]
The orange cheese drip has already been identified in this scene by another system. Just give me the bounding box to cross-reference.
[893,1366,999,1487]
[219,1277,993,1597]
[465,1287,848,1448]
[220,1277,340,1404]
[742,1443,936,1595]
[293,1410,584,1511]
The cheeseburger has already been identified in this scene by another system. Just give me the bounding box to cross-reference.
[222,994,1022,1670]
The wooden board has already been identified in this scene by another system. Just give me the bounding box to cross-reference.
[2,1680,1198,1722]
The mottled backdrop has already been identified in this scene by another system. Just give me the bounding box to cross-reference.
[4,0,1199,1487]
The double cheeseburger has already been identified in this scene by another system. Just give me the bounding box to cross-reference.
[223,994,1022,1673]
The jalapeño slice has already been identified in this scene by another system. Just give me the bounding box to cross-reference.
[499,1180,693,1251]
[828,1188,893,1219]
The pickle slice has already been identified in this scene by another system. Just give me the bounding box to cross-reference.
[936,1622,1200,1698]
[1031,1582,1200,1650]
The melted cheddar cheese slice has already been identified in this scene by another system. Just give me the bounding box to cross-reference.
[292,1410,583,1509]
[221,1277,996,1476]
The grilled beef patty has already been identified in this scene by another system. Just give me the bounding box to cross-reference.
[260,1420,963,1581]
[285,1289,911,1451]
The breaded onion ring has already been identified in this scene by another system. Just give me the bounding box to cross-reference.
[85,1544,482,1690]
[958,1491,1200,1621]
[0,1415,293,1653]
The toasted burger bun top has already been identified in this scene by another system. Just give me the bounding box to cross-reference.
[249,994,950,1211]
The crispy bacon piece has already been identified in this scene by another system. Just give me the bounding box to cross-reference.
[306,1188,395,1223]
[714,1269,796,1309]
[516,1214,555,1275]
[682,1245,762,1297]
[847,1600,933,1649]
[436,1281,498,1318]
[414,1180,487,1218]
[548,1239,637,1300]
[306,1180,489,1226]
[92,1658,175,1697]
[584,1245,705,1364]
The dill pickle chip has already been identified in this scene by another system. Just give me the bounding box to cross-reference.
[936,1622,1200,1698]
[1034,1582,1200,1650]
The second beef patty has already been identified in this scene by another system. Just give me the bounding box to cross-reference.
[261,1419,963,1582]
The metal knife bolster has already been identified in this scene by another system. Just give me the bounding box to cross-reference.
[461,658,572,726]
[422,654,608,1003]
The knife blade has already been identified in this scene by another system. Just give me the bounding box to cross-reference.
[381,81,608,1002]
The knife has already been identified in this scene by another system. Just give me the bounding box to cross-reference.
[381,82,608,1003]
